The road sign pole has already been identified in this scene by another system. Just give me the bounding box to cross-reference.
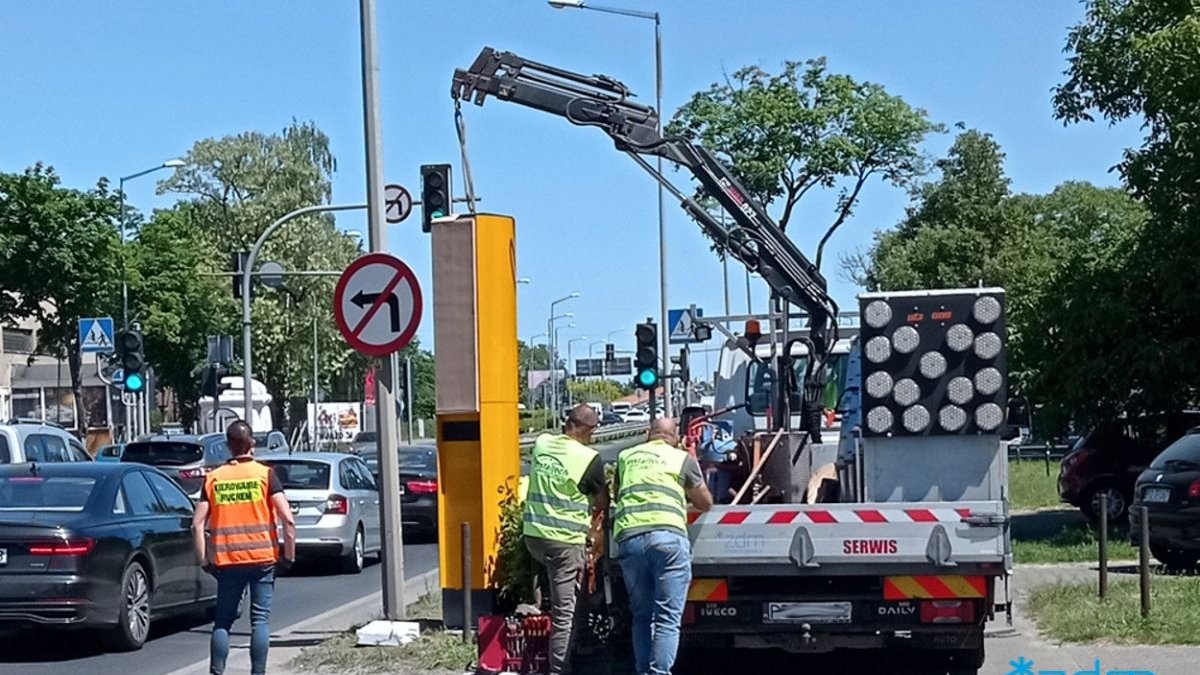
[360,0,406,621]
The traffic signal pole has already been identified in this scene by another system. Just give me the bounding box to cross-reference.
[358,0,406,621]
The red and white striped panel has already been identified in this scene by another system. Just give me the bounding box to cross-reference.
[688,507,971,526]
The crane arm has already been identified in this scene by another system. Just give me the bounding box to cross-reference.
[452,47,839,435]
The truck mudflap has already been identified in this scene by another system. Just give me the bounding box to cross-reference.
[687,501,1008,573]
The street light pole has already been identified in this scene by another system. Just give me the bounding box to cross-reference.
[567,336,588,405]
[548,0,669,416]
[548,292,580,415]
[118,159,184,330]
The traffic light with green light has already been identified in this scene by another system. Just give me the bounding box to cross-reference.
[634,321,658,390]
[118,327,146,393]
[420,164,452,233]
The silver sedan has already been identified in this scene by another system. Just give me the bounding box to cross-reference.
[259,453,381,574]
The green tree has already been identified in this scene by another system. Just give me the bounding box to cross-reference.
[567,379,625,405]
[861,130,1148,430]
[1054,0,1200,415]
[667,58,942,268]
[158,122,361,430]
[0,164,121,428]
[129,205,233,426]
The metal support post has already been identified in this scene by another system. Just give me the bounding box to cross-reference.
[1139,506,1151,617]
[461,522,473,642]
[312,318,319,450]
[654,14,671,419]
[1098,493,1108,600]
[359,0,405,620]
[406,355,414,441]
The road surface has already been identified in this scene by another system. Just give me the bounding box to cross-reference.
[0,542,438,675]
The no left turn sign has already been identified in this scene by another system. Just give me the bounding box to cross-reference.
[334,253,423,357]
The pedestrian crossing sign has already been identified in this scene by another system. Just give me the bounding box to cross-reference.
[79,317,115,354]
[668,307,704,344]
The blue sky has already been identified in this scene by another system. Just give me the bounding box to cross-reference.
[0,1,1142,365]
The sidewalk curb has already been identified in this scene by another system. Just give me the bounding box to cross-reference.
[166,568,440,675]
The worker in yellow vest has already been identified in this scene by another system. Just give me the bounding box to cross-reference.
[192,421,296,675]
[614,419,712,675]
[523,405,609,675]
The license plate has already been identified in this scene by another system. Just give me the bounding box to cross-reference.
[1144,487,1171,503]
[763,601,851,624]
[0,548,6,565]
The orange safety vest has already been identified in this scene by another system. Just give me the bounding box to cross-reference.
[203,459,278,567]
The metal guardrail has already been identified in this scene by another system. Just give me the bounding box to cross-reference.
[519,422,645,450]
[1007,443,1071,461]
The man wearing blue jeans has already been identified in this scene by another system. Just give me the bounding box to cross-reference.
[614,419,713,675]
[192,421,296,675]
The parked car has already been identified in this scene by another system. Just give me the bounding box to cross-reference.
[0,420,91,464]
[1059,412,1200,521]
[1131,428,1200,568]
[600,411,624,426]
[0,462,217,650]
[398,445,439,539]
[120,434,230,500]
[95,443,125,463]
[253,430,289,455]
[622,409,650,424]
[258,453,381,574]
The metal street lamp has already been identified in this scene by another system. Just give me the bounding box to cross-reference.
[118,158,185,329]
[526,331,550,410]
[518,277,533,285]
[566,336,588,407]
[547,1,669,416]
[588,339,605,359]
[548,292,580,413]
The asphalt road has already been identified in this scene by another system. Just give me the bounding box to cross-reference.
[0,541,438,675]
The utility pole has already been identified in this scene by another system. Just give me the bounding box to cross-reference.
[359,0,405,620]
[311,317,319,450]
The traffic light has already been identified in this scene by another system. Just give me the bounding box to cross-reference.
[634,321,658,390]
[605,343,615,361]
[231,251,249,300]
[199,364,231,399]
[420,164,452,233]
[671,348,690,385]
[118,327,146,393]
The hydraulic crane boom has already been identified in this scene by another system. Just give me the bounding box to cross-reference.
[452,47,839,436]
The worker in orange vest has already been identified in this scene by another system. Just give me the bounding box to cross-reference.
[192,421,296,675]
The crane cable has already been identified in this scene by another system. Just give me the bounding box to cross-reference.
[454,99,479,215]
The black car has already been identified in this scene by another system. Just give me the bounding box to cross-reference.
[1131,428,1200,568]
[398,445,438,539]
[0,462,216,650]
[600,411,623,426]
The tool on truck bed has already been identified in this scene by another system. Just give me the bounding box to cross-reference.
[452,47,838,441]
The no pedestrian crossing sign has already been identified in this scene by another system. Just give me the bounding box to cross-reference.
[333,253,423,357]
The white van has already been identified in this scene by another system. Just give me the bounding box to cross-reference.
[610,401,633,415]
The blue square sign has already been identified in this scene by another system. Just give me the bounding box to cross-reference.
[668,307,703,344]
[79,317,115,354]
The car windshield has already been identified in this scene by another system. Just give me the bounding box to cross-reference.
[263,460,331,490]
[1150,433,1200,470]
[122,441,203,466]
[399,449,436,473]
[0,476,97,511]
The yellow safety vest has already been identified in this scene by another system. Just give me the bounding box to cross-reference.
[523,434,598,545]
[613,440,688,542]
